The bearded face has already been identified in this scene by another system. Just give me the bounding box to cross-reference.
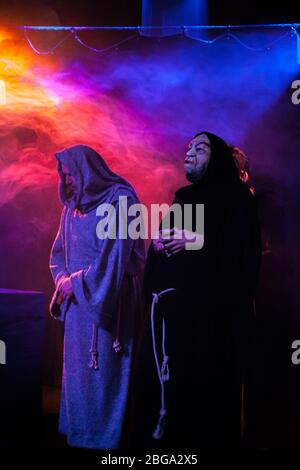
[61,164,78,200]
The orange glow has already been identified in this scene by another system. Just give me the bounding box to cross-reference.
[0,29,12,43]
[0,28,59,109]
[0,27,183,215]
[0,80,6,104]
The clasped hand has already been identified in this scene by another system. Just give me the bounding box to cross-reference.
[153,227,203,257]
[57,276,74,302]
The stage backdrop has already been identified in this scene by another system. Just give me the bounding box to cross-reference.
[0,28,300,401]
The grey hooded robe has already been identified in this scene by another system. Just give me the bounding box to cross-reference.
[49,145,145,449]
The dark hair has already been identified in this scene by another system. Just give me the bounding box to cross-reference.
[229,145,251,176]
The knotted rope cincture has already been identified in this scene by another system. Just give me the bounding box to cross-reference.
[113,295,123,353]
[151,288,176,439]
[88,324,99,370]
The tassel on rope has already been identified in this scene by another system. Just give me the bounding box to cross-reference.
[88,325,99,370]
[113,338,123,353]
[88,349,99,370]
[152,409,167,440]
[113,289,124,354]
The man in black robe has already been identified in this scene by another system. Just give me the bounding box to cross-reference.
[132,131,262,450]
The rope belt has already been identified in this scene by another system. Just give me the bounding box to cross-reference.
[151,288,176,439]
[89,324,99,370]
[88,272,135,370]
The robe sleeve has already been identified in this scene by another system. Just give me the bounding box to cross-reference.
[49,208,70,321]
[49,207,69,286]
[69,194,138,326]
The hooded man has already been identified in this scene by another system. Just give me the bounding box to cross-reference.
[132,132,261,449]
[49,145,145,449]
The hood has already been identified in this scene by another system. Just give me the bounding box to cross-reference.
[175,131,240,200]
[190,131,239,186]
[55,144,135,213]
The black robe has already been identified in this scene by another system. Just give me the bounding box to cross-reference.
[131,135,262,450]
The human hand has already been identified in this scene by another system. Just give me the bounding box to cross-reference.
[58,277,74,301]
[152,230,165,253]
[159,227,203,257]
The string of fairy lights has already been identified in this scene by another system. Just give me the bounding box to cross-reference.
[20,24,300,61]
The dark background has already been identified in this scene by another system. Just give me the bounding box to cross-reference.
[0,1,299,26]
